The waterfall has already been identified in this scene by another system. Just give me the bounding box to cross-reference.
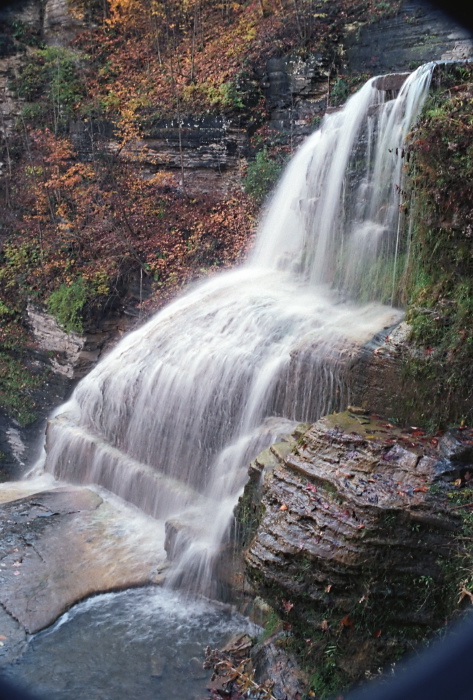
[43,63,434,595]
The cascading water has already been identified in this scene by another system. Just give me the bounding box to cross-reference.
[43,63,434,595]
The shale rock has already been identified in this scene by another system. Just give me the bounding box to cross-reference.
[0,482,167,664]
[244,411,467,682]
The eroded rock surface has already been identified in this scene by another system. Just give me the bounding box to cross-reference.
[244,412,470,681]
[0,483,167,665]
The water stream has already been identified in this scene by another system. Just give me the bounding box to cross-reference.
[3,587,258,700]
[4,63,435,699]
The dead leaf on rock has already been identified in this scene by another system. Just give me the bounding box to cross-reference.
[282,599,294,613]
[340,615,354,630]
[280,504,288,511]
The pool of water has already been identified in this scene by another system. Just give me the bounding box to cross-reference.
[3,586,258,700]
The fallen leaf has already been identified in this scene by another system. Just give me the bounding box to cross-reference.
[340,615,354,630]
[414,485,428,493]
[321,620,329,632]
[357,523,365,530]
[373,629,382,638]
[325,584,332,593]
[280,504,288,511]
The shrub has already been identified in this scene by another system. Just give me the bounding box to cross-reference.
[47,277,88,334]
[243,148,283,203]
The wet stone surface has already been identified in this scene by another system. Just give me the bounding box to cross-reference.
[244,411,472,681]
[0,485,167,665]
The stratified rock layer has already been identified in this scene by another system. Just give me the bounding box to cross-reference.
[245,411,468,680]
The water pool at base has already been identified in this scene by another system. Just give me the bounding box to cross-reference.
[3,586,258,700]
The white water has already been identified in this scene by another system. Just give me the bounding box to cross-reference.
[3,587,258,700]
[43,63,434,594]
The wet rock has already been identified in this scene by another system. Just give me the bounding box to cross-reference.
[188,656,207,680]
[0,484,167,645]
[244,411,464,681]
[438,428,473,464]
[150,654,165,678]
[251,632,307,700]
[0,606,27,666]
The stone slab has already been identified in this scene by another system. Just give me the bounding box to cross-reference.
[0,483,167,661]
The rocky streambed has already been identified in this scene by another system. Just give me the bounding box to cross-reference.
[1,413,472,699]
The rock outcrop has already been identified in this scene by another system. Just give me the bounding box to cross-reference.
[0,481,167,665]
[243,412,472,684]
[26,304,125,379]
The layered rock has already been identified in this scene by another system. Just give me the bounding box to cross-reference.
[244,411,471,682]
[117,117,248,196]
[26,304,125,379]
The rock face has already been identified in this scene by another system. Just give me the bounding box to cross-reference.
[348,320,473,429]
[345,0,473,75]
[0,482,167,665]
[257,0,473,138]
[26,304,125,379]
[43,0,85,45]
[243,412,469,683]
[119,117,248,196]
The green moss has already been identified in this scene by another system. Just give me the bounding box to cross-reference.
[243,148,285,203]
[10,46,87,127]
[0,351,44,425]
[47,277,89,334]
[399,64,473,429]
